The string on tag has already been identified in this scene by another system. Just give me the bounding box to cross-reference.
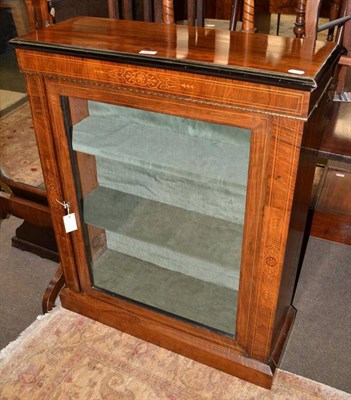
[56,199,70,215]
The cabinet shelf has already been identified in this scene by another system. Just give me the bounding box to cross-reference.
[92,248,237,335]
[73,102,250,224]
[84,185,243,289]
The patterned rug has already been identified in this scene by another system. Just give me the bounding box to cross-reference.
[0,306,349,399]
[0,101,44,187]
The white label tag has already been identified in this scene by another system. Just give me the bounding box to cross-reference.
[139,50,158,55]
[288,69,305,75]
[63,213,78,233]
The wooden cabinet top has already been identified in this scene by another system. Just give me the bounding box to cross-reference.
[12,17,342,90]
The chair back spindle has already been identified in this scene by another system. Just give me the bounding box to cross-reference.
[293,0,350,96]
[242,0,255,31]
[162,0,174,24]
[30,0,242,33]
[293,0,307,38]
[294,0,351,42]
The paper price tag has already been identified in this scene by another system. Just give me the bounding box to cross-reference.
[63,213,78,233]
[139,50,158,55]
[288,69,305,75]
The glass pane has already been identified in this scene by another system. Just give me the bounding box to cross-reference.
[71,99,251,336]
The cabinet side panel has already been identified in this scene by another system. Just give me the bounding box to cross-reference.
[270,92,334,361]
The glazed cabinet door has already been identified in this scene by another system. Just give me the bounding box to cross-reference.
[64,95,253,338]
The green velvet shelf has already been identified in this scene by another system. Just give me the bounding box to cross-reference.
[84,185,243,290]
[73,101,251,224]
[93,248,237,335]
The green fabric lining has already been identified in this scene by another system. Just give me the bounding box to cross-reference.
[84,186,242,290]
[93,249,237,335]
[73,116,250,188]
[95,156,247,224]
[88,100,250,146]
[73,102,251,223]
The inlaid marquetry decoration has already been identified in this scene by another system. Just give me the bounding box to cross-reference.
[17,51,309,119]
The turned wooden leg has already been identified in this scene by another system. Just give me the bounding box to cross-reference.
[42,263,65,313]
[162,0,174,24]
[276,13,281,35]
[294,0,307,38]
[242,0,255,32]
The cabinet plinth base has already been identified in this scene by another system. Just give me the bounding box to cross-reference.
[59,288,296,389]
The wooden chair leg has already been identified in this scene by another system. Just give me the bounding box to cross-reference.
[242,0,255,32]
[42,263,65,313]
[230,0,242,31]
[162,0,174,24]
[276,13,281,35]
[294,0,307,38]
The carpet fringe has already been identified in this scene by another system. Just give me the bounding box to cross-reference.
[0,306,59,362]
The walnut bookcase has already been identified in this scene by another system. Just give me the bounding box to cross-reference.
[12,17,342,388]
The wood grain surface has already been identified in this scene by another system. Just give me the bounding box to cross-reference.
[12,17,341,88]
